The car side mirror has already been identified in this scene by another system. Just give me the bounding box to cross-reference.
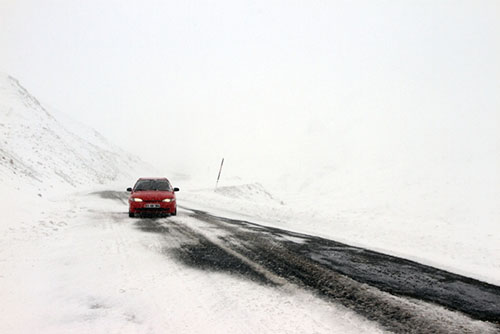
[126,187,132,192]
[173,187,180,192]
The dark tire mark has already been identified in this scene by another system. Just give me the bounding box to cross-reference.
[91,190,129,204]
[132,218,273,285]
[134,218,170,233]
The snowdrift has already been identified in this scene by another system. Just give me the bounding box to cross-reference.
[215,183,280,203]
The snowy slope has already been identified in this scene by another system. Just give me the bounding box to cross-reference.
[0,73,153,193]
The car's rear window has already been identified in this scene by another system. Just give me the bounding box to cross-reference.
[134,180,172,191]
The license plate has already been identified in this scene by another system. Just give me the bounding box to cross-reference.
[145,204,160,208]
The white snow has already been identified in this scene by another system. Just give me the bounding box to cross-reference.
[179,180,500,286]
[0,73,154,194]
[0,188,385,334]
[1,73,498,332]
[0,74,385,333]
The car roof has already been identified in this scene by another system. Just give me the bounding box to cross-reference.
[137,177,169,180]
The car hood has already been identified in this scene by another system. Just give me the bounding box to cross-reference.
[131,190,174,201]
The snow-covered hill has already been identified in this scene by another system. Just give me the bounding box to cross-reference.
[0,73,153,193]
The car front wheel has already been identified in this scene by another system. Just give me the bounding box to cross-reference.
[128,212,134,218]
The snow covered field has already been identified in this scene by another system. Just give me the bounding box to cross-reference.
[1,73,499,332]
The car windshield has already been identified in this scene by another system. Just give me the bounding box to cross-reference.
[134,180,172,191]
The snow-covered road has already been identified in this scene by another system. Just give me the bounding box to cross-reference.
[0,190,381,333]
[1,190,499,333]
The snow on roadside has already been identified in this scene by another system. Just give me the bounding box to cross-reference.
[177,182,500,286]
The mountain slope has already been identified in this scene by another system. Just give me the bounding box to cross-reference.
[0,73,153,192]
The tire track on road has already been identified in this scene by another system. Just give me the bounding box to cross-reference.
[180,208,500,334]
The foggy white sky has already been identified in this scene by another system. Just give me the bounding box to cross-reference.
[1,0,499,185]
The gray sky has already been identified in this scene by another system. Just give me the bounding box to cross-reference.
[1,0,499,185]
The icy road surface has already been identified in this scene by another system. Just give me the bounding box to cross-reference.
[1,190,499,334]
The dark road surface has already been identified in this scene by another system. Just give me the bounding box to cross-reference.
[145,208,500,333]
[185,209,500,321]
[95,191,500,333]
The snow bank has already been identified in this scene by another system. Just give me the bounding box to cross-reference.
[215,183,280,202]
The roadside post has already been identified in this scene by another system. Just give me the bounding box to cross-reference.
[215,158,224,191]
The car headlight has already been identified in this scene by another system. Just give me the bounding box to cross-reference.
[131,198,143,202]
[162,198,175,202]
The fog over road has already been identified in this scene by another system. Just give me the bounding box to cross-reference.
[95,190,500,333]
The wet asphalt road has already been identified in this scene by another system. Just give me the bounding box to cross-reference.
[95,191,500,333]
[186,209,500,321]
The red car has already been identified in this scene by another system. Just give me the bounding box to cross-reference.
[127,177,179,217]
